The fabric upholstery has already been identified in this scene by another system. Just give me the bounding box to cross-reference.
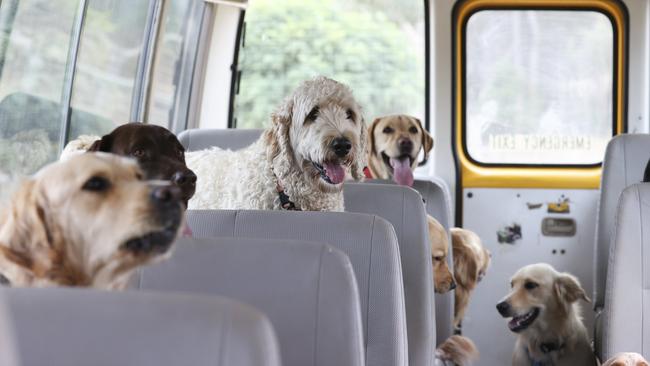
[185,210,408,366]
[136,237,365,366]
[596,134,650,309]
[345,182,439,365]
[178,128,262,151]
[0,287,280,366]
[360,178,455,347]
[601,183,650,360]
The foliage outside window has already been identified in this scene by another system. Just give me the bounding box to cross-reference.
[233,0,425,129]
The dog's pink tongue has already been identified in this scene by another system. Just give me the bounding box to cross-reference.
[390,157,414,186]
[323,162,346,184]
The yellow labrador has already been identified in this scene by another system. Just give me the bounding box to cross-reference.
[367,114,433,186]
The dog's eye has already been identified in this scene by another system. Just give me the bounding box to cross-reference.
[524,281,538,290]
[306,107,319,122]
[409,126,419,134]
[135,172,144,181]
[176,149,184,158]
[82,176,111,192]
[433,256,443,262]
[346,109,355,121]
[383,127,394,134]
[132,149,145,158]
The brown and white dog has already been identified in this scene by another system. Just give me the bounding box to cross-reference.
[0,153,184,289]
[366,114,433,186]
[451,228,491,331]
[497,263,596,366]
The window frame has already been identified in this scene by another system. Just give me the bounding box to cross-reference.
[227,0,432,132]
[32,0,208,152]
[452,0,628,189]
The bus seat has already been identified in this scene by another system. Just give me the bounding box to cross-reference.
[136,237,364,366]
[596,135,650,310]
[362,178,455,345]
[178,128,263,151]
[344,182,441,365]
[184,210,407,366]
[600,183,650,360]
[0,287,280,366]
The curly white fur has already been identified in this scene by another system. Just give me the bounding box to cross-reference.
[187,76,367,211]
[59,135,100,160]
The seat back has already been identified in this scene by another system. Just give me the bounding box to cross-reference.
[178,128,263,151]
[412,178,455,343]
[137,237,364,366]
[344,183,441,364]
[186,210,407,366]
[596,134,650,310]
[0,287,280,366]
[601,183,650,360]
[358,179,455,345]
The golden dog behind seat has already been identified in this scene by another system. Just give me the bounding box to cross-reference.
[428,216,456,293]
[451,228,491,331]
[0,153,184,290]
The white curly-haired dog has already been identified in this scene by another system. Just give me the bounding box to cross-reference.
[187,76,367,211]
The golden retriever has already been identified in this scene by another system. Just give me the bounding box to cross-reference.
[429,216,456,293]
[497,263,596,366]
[0,153,184,289]
[603,353,649,366]
[367,114,433,186]
[451,228,491,331]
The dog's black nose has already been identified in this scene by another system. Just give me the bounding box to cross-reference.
[398,138,413,153]
[449,280,457,291]
[151,185,182,203]
[172,170,197,186]
[331,137,352,157]
[496,301,511,316]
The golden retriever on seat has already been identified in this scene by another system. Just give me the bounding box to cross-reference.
[0,153,184,289]
[497,263,596,366]
[451,228,491,331]
[428,216,456,293]
[366,114,433,186]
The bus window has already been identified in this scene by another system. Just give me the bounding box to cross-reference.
[68,0,150,135]
[0,0,77,177]
[465,10,614,166]
[147,0,193,129]
[232,0,426,129]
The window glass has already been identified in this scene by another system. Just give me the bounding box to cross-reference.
[0,0,77,179]
[465,10,614,165]
[233,0,425,129]
[147,0,193,128]
[68,0,150,137]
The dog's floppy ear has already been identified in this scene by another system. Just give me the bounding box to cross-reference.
[266,97,294,165]
[87,134,113,152]
[351,118,369,180]
[368,117,382,156]
[0,180,62,283]
[452,242,479,288]
[555,273,590,303]
[415,118,434,167]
